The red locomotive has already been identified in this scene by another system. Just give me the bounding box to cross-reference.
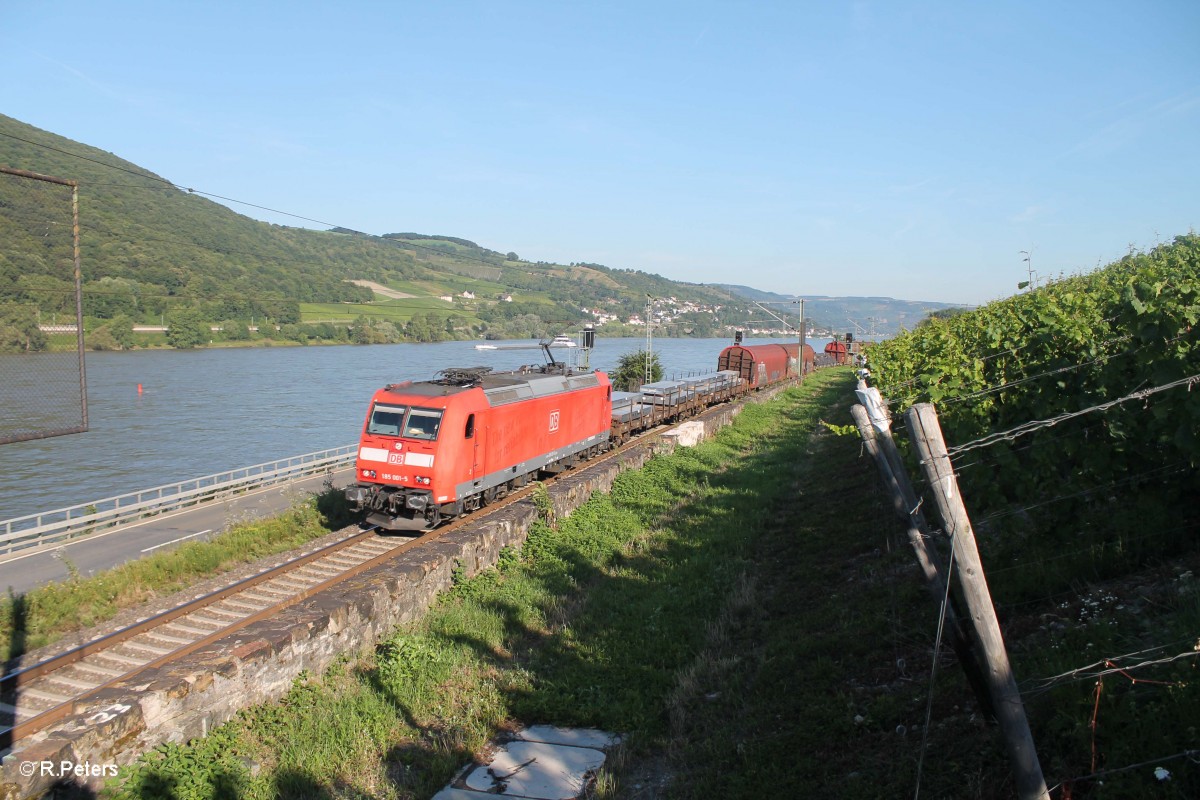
[345,363,612,530]
[347,335,812,530]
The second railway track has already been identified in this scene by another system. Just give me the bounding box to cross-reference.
[0,370,800,800]
[0,421,652,751]
[1,527,409,748]
[1,512,486,749]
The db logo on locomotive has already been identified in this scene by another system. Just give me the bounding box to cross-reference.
[548,410,560,433]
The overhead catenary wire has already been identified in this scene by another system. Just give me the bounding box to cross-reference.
[0,128,603,291]
[6,130,763,338]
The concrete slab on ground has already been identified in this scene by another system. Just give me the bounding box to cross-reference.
[433,726,620,800]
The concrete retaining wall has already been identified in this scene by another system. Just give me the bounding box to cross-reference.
[2,383,790,799]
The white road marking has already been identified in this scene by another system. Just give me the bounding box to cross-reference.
[141,529,213,553]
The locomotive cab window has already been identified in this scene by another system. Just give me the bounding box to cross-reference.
[405,407,443,440]
[464,413,475,439]
[367,404,406,436]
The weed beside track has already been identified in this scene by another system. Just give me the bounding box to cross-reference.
[106,369,917,798]
[1,492,355,661]
[103,366,1200,799]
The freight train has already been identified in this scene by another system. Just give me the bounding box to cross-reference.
[344,336,813,530]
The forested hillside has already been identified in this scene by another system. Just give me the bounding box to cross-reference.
[712,285,966,336]
[1,114,765,351]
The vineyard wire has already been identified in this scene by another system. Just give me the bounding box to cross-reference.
[970,311,1128,365]
[882,327,1192,408]
[913,541,958,800]
[875,310,1180,402]
[983,518,1200,584]
[942,420,1110,473]
[874,437,1190,529]
[940,337,1141,405]
[1023,641,1200,696]
[974,463,1191,524]
[944,372,1200,455]
[1047,749,1200,795]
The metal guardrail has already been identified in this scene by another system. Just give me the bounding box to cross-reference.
[0,444,358,556]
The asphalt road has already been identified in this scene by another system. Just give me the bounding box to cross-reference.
[0,467,357,595]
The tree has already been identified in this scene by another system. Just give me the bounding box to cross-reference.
[0,302,48,353]
[87,326,121,351]
[280,323,306,343]
[406,312,445,343]
[83,276,140,319]
[611,349,662,391]
[16,274,74,316]
[107,314,135,349]
[165,307,207,349]
[222,319,251,341]
[350,316,402,344]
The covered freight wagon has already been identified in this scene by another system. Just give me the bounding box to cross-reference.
[824,339,848,365]
[717,343,815,387]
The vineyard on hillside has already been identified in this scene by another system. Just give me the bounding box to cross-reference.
[869,233,1199,590]
[865,233,1200,794]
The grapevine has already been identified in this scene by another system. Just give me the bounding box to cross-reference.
[867,233,1200,598]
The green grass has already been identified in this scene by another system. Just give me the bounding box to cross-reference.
[0,490,353,660]
[104,371,870,798]
[299,297,457,324]
[91,367,1200,798]
[386,276,510,298]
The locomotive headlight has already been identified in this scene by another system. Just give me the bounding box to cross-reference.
[415,476,431,485]
[363,469,377,478]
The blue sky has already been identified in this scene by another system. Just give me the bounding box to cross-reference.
[2,1,1198,305]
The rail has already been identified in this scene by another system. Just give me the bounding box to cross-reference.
[0,444,358,556]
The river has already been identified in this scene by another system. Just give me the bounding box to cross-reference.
[0,336,828,521]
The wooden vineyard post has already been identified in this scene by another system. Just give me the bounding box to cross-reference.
[851,404,945,584]
[905,403,1049,800]
[850,401,994,719]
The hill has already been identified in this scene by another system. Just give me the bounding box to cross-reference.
[2,113,947,350]
[711,284,967,336]
[1,113,768,347]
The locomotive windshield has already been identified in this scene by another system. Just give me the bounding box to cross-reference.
[366,403,443,440]
[367,404,406,436]
[403,407,443,440]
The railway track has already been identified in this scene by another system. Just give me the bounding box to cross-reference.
[0,386,746,754]
[0,515,488,751]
